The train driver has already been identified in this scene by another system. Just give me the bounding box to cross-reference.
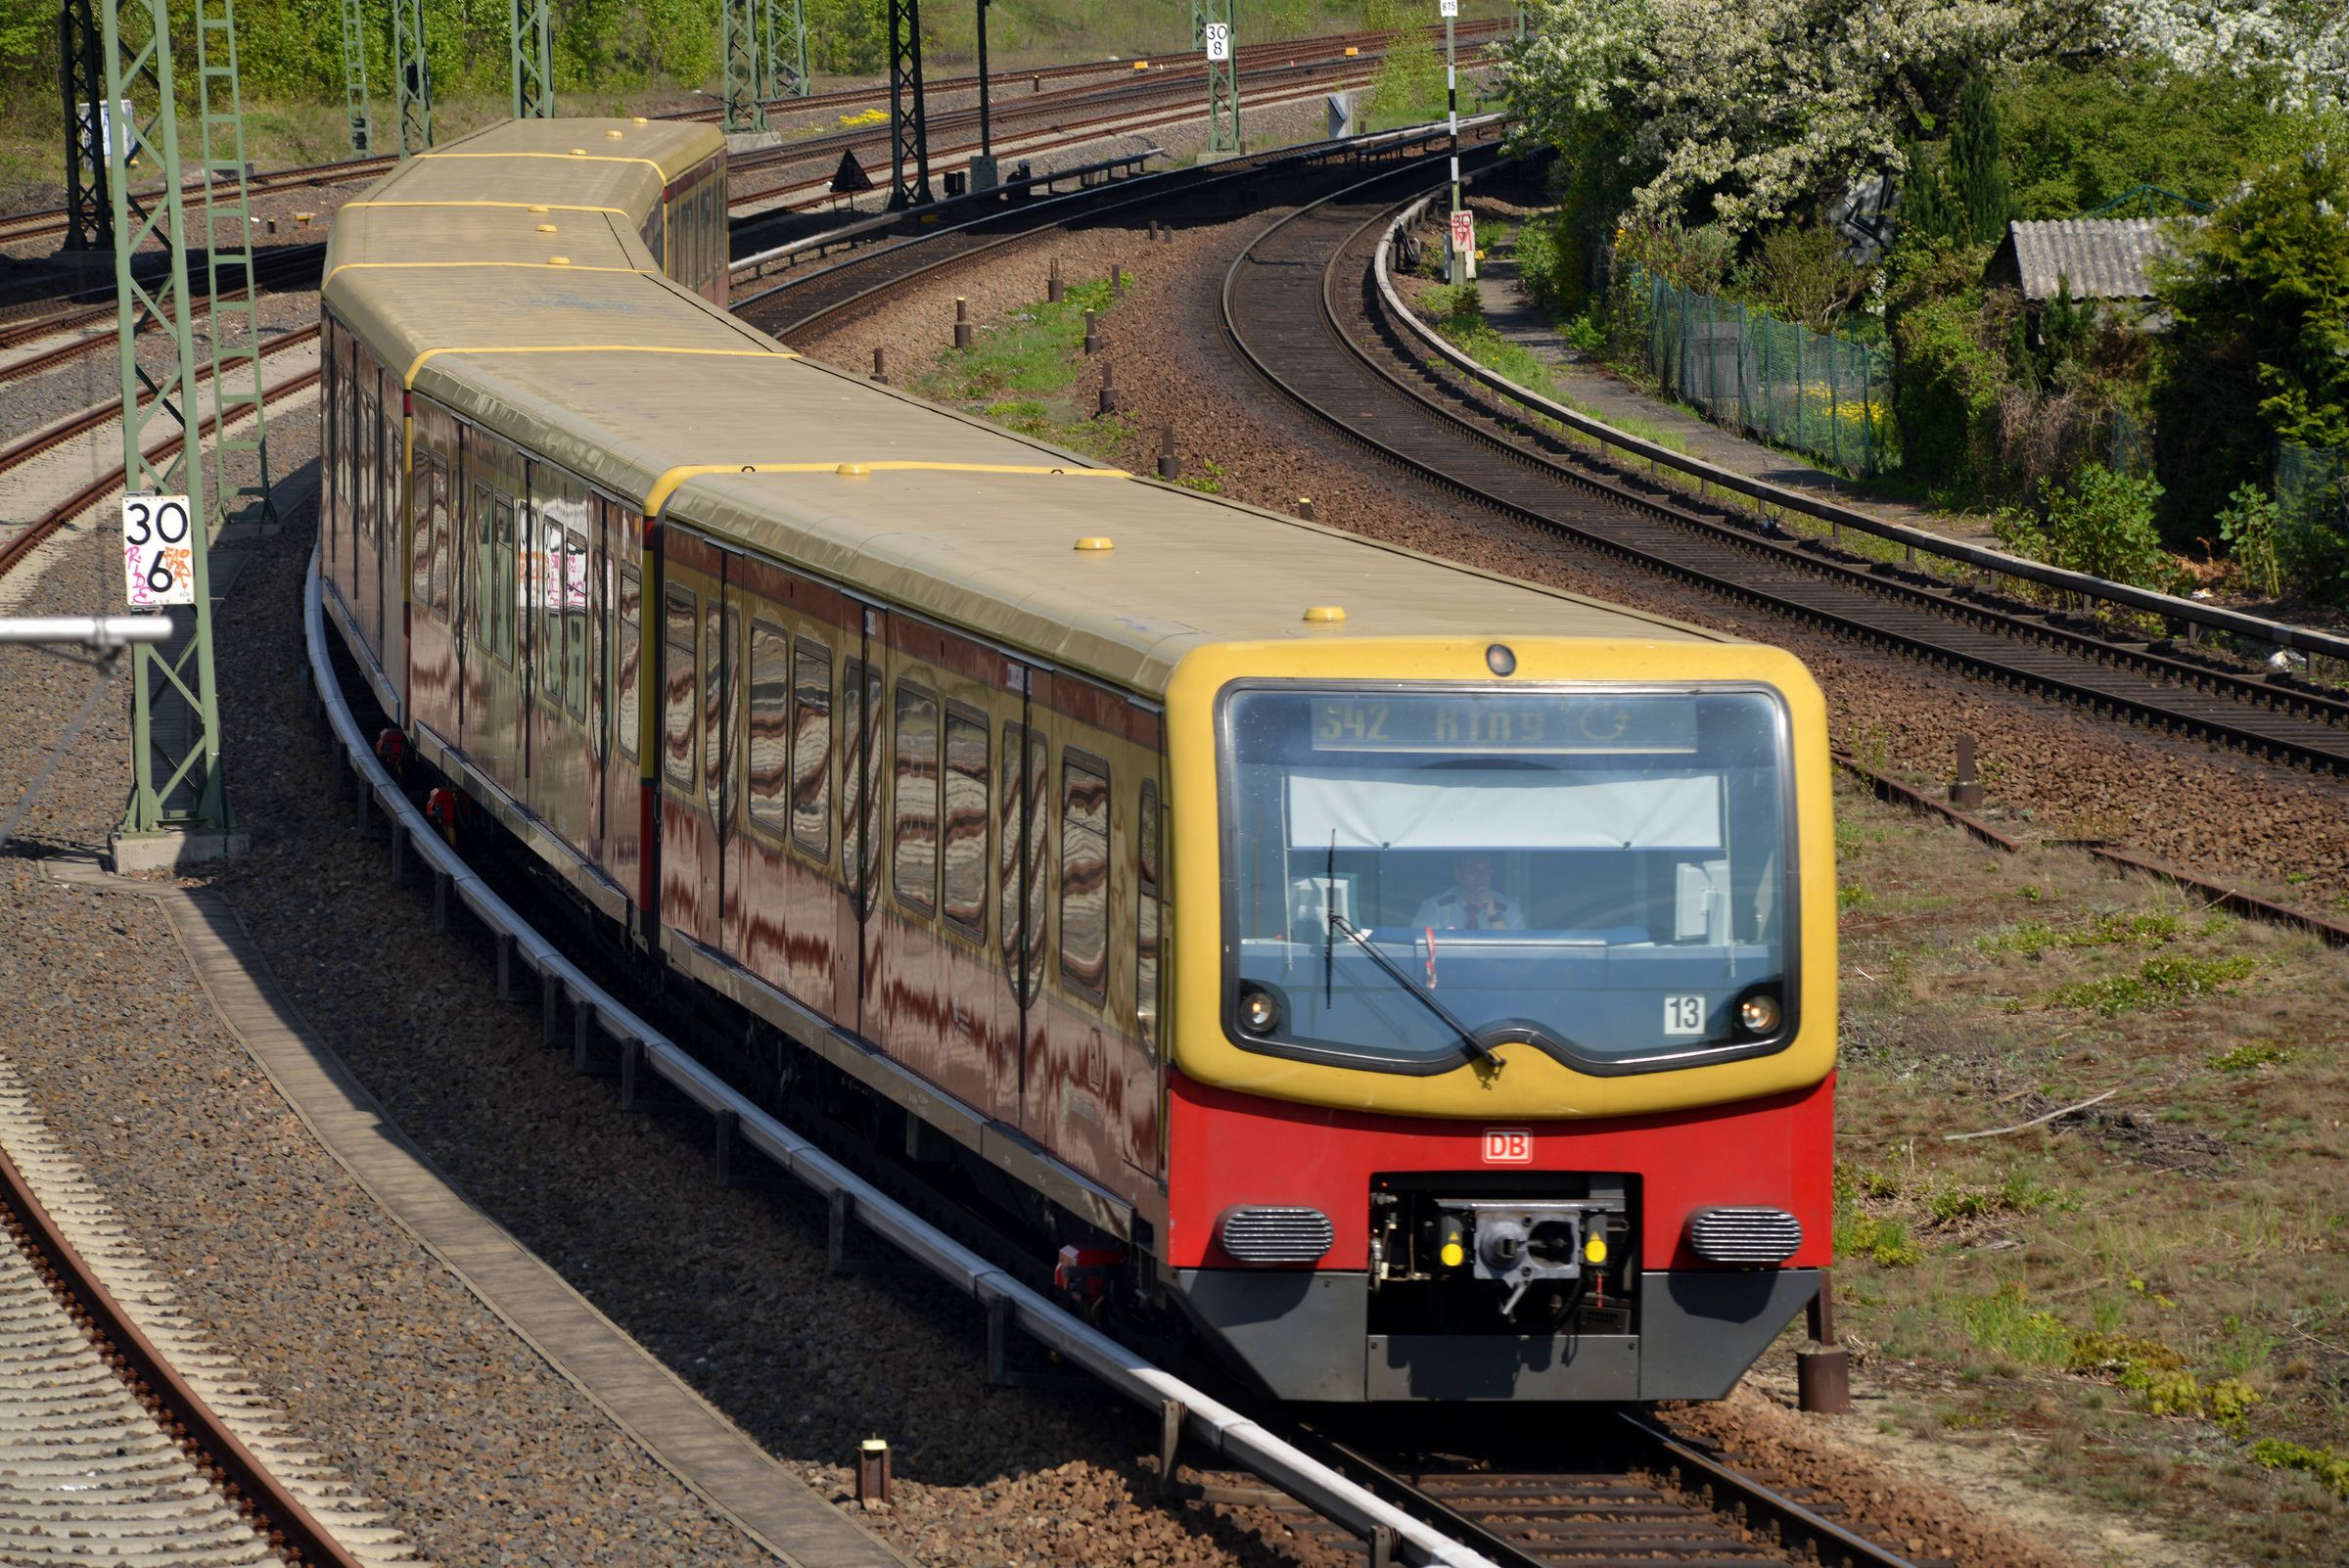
[1411,853,1521,931]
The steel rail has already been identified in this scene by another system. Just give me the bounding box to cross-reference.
[1359,198,2349,752]
[1219,171,2349,777]
[0,1141,371,1568]
[0,322,319,479]
[1374,195,2349,672]
[299,552,1499,1568]
[1288,1413,1926,1568]
[0,243,325,387]
[0,361,319,583]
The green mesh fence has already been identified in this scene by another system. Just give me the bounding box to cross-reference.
[1617,267,1898,478]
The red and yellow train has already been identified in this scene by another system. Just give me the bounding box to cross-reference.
[319,119,1835,1403]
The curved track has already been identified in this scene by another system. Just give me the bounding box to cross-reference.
[1221,171,2349,778]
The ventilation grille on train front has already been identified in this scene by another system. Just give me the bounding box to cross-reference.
[1217,1206,1335,1265]
[1687,1207,1804,1265]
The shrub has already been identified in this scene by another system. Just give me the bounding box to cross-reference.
[1732,223,1870,333]
[1993,462,2178,591]
[2215,484,2285,598]
[1887,240,2004,489]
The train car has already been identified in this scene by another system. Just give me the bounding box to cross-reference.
[317,118,1835,1404]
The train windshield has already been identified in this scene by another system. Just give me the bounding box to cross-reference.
[1221,685,1794,1073]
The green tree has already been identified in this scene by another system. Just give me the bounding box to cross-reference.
[2153,147,2349,537]
[1899,138,1959,246]
[1947,73,2013,246]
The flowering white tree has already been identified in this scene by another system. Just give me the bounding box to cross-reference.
[1503,0,2343,234]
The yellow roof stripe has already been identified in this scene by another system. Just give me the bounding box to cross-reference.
[344,200,630,214]
[404,344,799,388]
[647,460,1132,515]
[417,150,673,177]
[326,258,644,290]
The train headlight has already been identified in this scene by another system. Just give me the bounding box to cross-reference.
[1736,989,1782,1037]
[1236,984,1281,1036]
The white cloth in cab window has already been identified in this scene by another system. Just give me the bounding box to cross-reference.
[1284,767,1723,851]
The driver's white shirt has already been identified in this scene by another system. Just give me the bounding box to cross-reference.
[1411,888,1522,930]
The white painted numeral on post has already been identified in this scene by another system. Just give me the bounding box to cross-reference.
[121,493,195,607]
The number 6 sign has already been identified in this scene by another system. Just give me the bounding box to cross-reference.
[121,493,196,607]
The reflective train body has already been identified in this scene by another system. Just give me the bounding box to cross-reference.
[319,119,1835,1403]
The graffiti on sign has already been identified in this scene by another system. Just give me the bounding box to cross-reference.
[121,494,195,607]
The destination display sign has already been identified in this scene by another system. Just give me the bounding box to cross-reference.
[1310,694,1699,755]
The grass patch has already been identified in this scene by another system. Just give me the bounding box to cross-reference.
[913,274,1138,466]
[1820,778,2349,1560]
[2044,952,2259,1014]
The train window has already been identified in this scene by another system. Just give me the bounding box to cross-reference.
[468,482,490,647]
[719,603,740,829]
[702,601,725,817]
[381,398,398,560]
[747,619,791,836]
[615,566,641,761]
[492,495,517,664]
[564,528,588,718]
[942,708,989,938]
[790,639,831,858]
[892,682,939,916]
[998,724,1026,979]
[541,513,565,703]
[410,445,434,607]
[1059,752,1109,1001]
[1024,730,1049,1001]
[428,458,451,621]
[1136,778,1160,1056]
[663,584,696,790]
[839,660,883,913]
[356,391,377,543]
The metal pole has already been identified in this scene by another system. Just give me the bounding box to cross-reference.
[100,0,235,853]
[1205,0,1238,157]
[194,0,275,532]
[337,0,370,153]
[391,0,431,156]
[722,0,765,131]
[511,0,553,119]
[976,0,991,161]
[1445,2,1459,284]
[60,0,111,252]
[886,0,932,206]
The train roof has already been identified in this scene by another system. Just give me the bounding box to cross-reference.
[327,118,1729,697]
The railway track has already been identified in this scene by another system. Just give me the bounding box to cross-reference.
[0,21,1504,250]
[1221,167,2349,778]
[0,1110,369,1568]
[0,243,323,389]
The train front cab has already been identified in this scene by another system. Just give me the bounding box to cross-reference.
[1158,635,1837,1403]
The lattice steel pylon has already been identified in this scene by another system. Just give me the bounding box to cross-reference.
[60,0,111,252]
[511,0,553,118]
[764,0,808,100]
[721,0,765,131]
[194,0,275,534]
[1205,0,1238,157]
[338,0,370,154]
[99,0,235,851]
[392,0,431,156]
[885,0,932,207]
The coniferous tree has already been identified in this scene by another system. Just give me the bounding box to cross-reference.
[1949,74,2015,246]
[1898,139,1960,246]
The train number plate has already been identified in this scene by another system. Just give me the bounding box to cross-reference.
[1663,994,1705,1036]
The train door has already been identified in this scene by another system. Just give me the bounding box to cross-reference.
[991,664,1048,1128]
[1124,754,1167,1182]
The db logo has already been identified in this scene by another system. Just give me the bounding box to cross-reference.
[1482,1130,1533,1164]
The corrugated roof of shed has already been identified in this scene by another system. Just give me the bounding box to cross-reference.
[2006,218,2174,300]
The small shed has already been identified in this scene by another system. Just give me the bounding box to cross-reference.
[1986,218,2177,302]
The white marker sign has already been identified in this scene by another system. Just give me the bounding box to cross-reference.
[1450,209,1475,254]
[1203,22,1231,61]
[1440,0,1457,17]
[121,493,195,607]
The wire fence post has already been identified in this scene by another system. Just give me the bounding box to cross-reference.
[1828,328,1843,473]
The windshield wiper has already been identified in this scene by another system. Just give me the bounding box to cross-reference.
[1327,912,1503,1073]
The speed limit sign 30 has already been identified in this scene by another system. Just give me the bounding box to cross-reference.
[1202,21,1230,61]
[121,493,196,607]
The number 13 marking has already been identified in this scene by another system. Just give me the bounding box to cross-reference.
[1663,994,1705,1036]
